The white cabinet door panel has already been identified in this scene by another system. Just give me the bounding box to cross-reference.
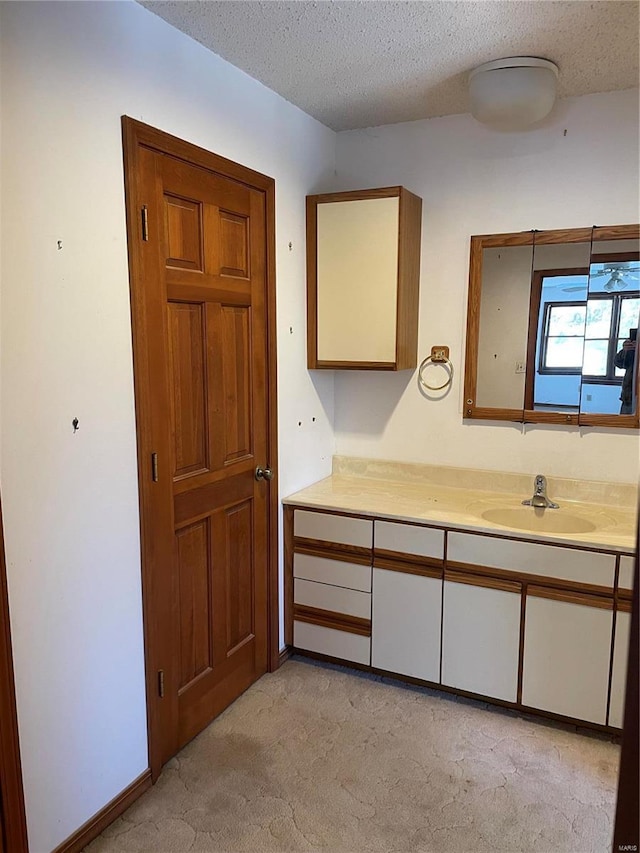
[442,580,521,702]
[374,521,444,559]
[447,532,615,588]
[372,568,441,682]
[294,621,370,665]
[609,610,631,729]
[294,578,371,620]
[294,510,372,548]
[294,552,371,592]
[522,595,612,724]
[618,556,634,593]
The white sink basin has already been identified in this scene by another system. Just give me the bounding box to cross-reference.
[481,507,596,534]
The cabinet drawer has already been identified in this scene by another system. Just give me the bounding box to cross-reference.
[374,520,444,560]
[619,555,635,593]
[294,510,372,548]
[447,532,615,588]
[294,578,371,620]
[294,620,371,665]
[293,552,371,592]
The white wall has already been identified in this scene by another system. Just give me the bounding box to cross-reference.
[0,2,335,851]
[333,89,640,482]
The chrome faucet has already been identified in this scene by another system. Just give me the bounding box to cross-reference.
[522,474,559,509]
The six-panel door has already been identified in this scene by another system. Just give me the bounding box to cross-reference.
[140,147,271,756]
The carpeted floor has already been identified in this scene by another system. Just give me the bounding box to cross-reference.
[87,657,619,853]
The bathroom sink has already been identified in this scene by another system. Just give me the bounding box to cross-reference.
[481,507,596,534]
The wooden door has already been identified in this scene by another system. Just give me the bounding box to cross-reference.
[123,119,279,777]
[0,500,28,852]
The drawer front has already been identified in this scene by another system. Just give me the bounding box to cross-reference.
[619,555,635,593]
[374,520,444,560]
[293,552,371,592]
[448,532,615,588]
[294,578,371,620]
[294,620,371,665]
[294,510,372,548]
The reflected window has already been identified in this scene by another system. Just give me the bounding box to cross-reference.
[540,302,586,372]
[538,291,639,379]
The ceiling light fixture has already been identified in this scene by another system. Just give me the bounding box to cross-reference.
[469,57,559,131]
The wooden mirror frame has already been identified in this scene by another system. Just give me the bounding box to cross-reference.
[463,224,640,429]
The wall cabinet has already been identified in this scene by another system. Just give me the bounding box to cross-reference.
[521,589,613,724]
[306,187,422,370]
[285,506,631,731]
[441,574,521,702]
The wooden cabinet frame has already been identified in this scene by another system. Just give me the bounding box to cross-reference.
[464,224,640,428]
[306,186,422,370]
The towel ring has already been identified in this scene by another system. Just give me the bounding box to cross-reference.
[419,354,454,392]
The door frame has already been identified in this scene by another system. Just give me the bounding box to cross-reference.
[121,117,280,779]
[0,498,29,852]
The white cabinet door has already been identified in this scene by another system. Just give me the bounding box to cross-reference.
[441,577,521,702]
[522,591,613,724]
[372,568,441,682]
[609,609,631,729]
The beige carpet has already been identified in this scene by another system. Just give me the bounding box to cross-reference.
[87,658,619,853]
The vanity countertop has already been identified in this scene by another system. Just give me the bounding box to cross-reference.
[283,457,638,553]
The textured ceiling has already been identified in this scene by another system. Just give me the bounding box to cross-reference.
[140,0,640,131]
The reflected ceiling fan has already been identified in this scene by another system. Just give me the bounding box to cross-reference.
[590,262,640,291]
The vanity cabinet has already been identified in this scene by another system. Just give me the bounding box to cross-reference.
[306,187,422,370]
[285,505,631,731]
[521,589,613,724]
[441,573,521,702]
[608,605,632,728]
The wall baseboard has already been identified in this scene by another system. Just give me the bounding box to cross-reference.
[52,769,152,853]
[278,646,292,667]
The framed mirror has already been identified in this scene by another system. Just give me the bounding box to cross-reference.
[464,224,640,428]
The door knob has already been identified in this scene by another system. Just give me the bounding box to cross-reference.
[255,466,274,481]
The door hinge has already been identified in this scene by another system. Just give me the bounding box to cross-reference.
[158,669,165,698]
[141,205,149,241]
[151,452,158,482]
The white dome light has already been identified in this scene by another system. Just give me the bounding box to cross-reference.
[469,57,559,131]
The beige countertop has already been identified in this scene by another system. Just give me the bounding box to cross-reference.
[283,457,638,553]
